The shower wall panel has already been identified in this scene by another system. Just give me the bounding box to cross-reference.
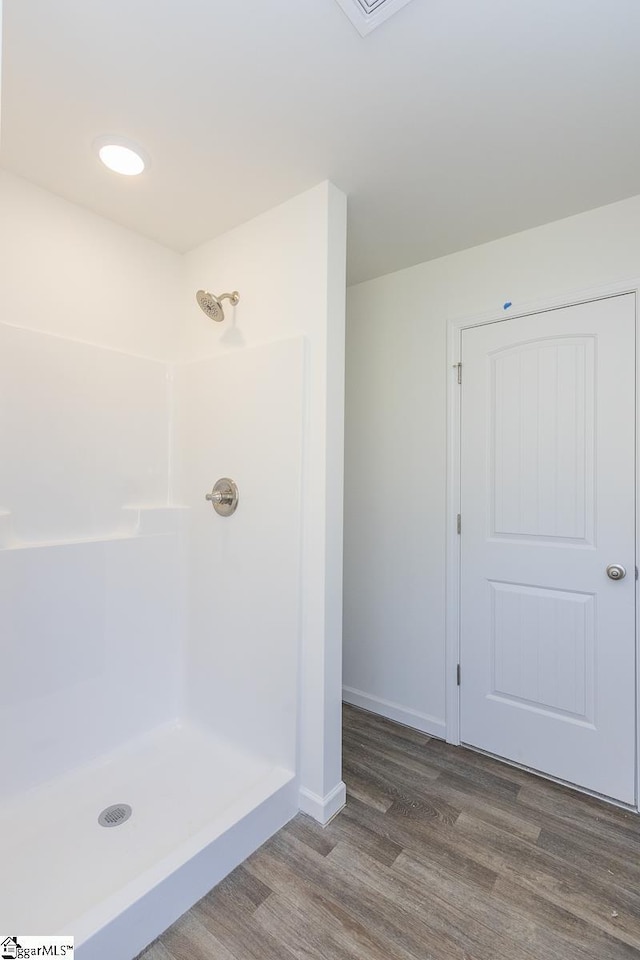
[0,323,169,543]
[0,324,184,798]
[173,337,304,772]
[0,534,183,799]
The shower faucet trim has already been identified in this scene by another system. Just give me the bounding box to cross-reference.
[205,478,239,517]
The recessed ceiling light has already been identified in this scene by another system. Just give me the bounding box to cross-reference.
[94,137,148,176]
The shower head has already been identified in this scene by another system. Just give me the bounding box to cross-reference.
[196,289,240,322]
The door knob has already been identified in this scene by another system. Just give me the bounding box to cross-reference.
[606,564,626,581]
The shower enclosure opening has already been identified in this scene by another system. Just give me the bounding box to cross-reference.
[0,172,346,960]
[0,323,303,958]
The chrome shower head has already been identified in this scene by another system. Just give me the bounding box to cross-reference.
[196,289,240,322]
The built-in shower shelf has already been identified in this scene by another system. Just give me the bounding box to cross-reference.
[0,506,190,551]
[3,533,147,551]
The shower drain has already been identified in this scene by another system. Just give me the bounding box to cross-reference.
[98,803,132,828]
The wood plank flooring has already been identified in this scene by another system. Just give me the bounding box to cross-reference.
[139,704,640,960]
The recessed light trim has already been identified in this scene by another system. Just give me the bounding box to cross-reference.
[94,136,148,176]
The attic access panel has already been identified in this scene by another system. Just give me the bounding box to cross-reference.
[333,0,417,35]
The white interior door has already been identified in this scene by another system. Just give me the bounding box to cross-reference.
[459,294,636,805]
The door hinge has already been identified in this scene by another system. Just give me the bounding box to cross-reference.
[456,513,461,534]
[457,664,461,686]
[456,362,462,384]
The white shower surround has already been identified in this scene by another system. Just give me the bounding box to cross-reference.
[0,171,347,958]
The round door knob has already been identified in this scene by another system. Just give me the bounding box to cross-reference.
[606,564,626,581]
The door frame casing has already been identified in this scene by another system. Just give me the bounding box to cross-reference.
[445,278,640,807]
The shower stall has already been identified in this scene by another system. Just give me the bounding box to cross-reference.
[0,172,347,958]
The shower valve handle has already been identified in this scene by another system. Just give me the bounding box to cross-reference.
[205,478,239,517]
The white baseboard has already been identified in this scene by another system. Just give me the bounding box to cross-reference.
[343,686,446,739]
[299,781,347,825]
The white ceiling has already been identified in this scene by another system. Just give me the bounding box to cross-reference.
[2,0,640,284]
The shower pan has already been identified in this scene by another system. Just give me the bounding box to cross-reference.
[0,319,304,959]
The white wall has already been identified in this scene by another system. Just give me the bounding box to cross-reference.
[0,170,185,795]
[181,181,348,821]
[344,193,640,735]
[0,169,182,359]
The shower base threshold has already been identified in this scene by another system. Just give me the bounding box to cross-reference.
[0,720,297,960]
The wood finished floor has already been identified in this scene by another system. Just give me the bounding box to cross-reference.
[140,704,640,960]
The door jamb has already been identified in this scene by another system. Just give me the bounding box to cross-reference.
[445,279,640,806]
